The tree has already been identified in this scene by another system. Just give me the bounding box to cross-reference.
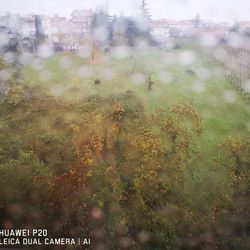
[242,27,250,37]
[35,15,45,40]
[169,27,181,37]
[193,13,201,28]
[141,0,151,24]
[229,21,240,33]
[113,16,152,46]
[91,9,112,47]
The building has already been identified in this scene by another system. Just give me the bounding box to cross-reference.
[199,19,216,28]
[41,15,52,38]
[20,14,36,37]
[0,14,10,28]
[20,14,53,39]
[0,13,20,32]
[51,15,70,35]
[150,21,170,42]
[165,20,194,36]
[50,15,72,42]
[151,19,194,40]
[70,9,94,36]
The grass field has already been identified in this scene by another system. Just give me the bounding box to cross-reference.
[0,44,248,249]
[21,48,250,147]
[20,46,250,213]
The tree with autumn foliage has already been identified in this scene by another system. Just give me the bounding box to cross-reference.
[0,81,249,249]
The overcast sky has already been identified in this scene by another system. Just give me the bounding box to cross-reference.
[0,0,249,23]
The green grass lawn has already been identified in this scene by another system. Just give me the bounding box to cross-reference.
[21,47,250,212]
[21,47,250,140]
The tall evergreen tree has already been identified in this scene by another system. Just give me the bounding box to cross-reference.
[91,8,112,47]
[35,15,45,39]
[141,0,151,21]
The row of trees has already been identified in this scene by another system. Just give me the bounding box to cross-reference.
[90,4,153,48]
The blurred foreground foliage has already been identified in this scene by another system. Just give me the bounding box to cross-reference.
[0,84,249,249]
